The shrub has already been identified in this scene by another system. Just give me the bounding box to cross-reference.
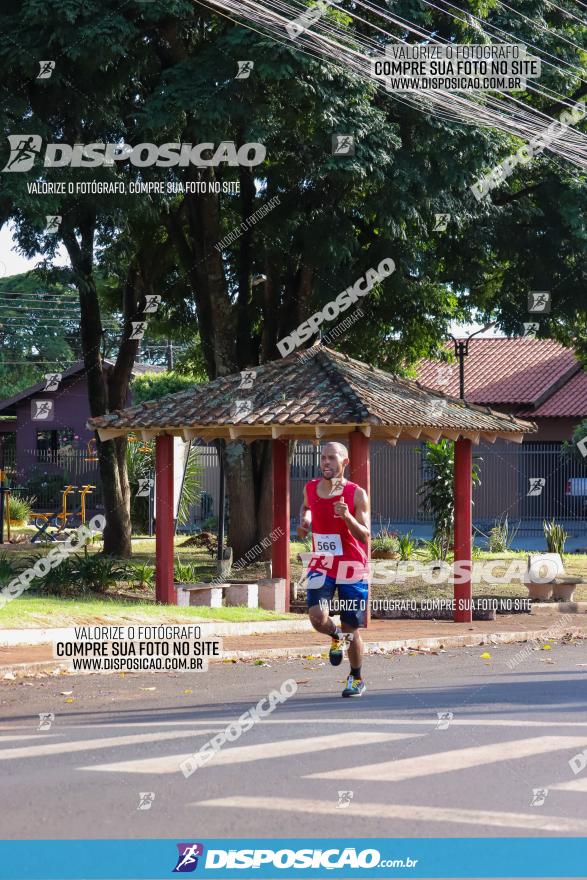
[543,520,568,558]
[129,561,155,590]
[0,552,17,585]
[423,537,445,562]
[174,560,199,584]
[33,557,75,596]
[7,493,36,524]
[398,531,417,561]
[487,516,519,553]
[371,528,399,555]
[68,552,128,594]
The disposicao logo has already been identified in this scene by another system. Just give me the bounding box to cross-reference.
[202,847,382,870]
[173,842,205,873]
[2,135,266,172]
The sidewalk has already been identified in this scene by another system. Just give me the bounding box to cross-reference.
[2,611,586,675]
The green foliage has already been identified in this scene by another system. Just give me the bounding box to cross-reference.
[177,445,203,526]
[397,531,417,561]
[0,271,78,399]
[418,441,481,555]
[7,493,36,524]
[126,438,153,533]
[0,552,18,585]
[561,420,587,468]
[131,372,201,405]
[483,516,519,554]
[423,537,446,562]
[128,561,155,589]
[371,527,399,555]
[68,551,128,594]
[202,516,218,533]
[33,559,75,597]
[174,560,199,584]
[1,0,586,553]
[543,520,569,558]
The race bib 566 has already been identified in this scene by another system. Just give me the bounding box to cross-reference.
[313,533,343,555]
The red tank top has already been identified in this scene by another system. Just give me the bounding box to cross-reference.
[305,478,368,580]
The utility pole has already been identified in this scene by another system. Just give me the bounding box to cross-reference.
[166,339,174,371]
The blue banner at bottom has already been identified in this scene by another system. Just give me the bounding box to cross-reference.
[0,838,586,879]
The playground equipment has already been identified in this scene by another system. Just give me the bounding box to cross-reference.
[31,484,95,542]
[79,484,96,525]
[84,439,98,463]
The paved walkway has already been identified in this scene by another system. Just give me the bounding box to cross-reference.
[2,612,586,672]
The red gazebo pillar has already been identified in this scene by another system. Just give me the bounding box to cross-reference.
[453,436,473,623]
[155,434,175,604]
[272,438,290,610]
[349,429,371,627]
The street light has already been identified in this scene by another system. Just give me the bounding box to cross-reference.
[448,322,496,400]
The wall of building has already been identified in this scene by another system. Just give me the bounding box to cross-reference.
[15,374,93,473]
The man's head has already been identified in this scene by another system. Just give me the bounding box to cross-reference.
[320,441,349,481]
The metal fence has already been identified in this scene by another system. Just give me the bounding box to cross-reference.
[5,440,586,531]
[4,449,103,515]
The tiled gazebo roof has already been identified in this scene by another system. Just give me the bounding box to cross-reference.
[88,346,537,444]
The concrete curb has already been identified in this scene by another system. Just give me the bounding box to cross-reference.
[531,602,587,615]
[4,602,587,647]
[221,627,584,661]
[2,626,584,677]
[0,618,313,647]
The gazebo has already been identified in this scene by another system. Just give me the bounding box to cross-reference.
[88,347,536,623]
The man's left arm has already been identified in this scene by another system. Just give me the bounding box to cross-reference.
[334,488,370,544]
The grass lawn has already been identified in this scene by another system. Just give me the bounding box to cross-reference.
[2,534,586,628]
[0,596,298,628]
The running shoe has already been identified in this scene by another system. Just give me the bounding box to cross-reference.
[342,675,366,698]
[329,632,344,666]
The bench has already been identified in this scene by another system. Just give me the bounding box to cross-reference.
[526,553,587,602]
[175,577,287,611]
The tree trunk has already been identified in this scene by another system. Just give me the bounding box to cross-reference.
[223,442,258,560]
[61,217,141,558]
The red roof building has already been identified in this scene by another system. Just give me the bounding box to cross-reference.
[417,338,587,442]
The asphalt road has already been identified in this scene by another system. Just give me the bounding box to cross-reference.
[1,639,587,841]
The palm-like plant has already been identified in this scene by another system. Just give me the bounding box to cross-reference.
[418,440,481,559]
[177,444,203,527]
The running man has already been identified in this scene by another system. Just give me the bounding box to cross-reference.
[297,442,369,697]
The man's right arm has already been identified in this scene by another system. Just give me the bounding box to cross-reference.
[297,485,312,539]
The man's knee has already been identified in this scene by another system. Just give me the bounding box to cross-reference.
[309,605,328,628]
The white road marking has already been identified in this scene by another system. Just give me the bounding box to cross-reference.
[0,730,217,760]
[551,777,587,792]
[0,735,62,744]
[6,717,587,730]
[196,796,587,833]
[306,736,587,781]
[80,732,415,775]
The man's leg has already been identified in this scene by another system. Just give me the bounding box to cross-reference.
[341,622,363,674]
[307,573,344,666]
[339,580,368,697]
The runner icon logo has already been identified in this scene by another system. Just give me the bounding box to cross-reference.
[173,843,204,873]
